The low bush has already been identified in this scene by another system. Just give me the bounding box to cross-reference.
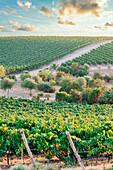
[103,75,111,83]
[88,88,102,104]
[70,89,82,103]
[78,68,88,77]
[55,91,70,102]
[37,82,55,93]
[98,89,113,104]
[93,72,103,80]
[20,71,31,81]
[81,88,91,103]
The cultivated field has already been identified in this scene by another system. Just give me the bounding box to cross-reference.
[0,36,112,74]
[0,97,112,160]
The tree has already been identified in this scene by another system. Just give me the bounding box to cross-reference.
[0,65,5,78]
[70,63,79,75]
[32,75,42,83]
[93,72,103,80]
[37,82,55,93]
[84,76,92,86]
[0,77,15,96]
[78,77,86,88]
[84,63,90,70]
[21,78,37,96]
[59,76,74,93]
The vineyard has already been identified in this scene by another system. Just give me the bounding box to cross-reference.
[0,36,112,74]
[0,97,112,161]
[59,41,113,72]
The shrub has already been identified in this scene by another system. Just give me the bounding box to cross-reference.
[49,79,56,86]
[84,76,92,86]
[84,63,90,70]
[103,75,111,83]
[70,89,82,103]
[55,91,69,102]
[59,75,74,93]
[56,71,66,82]
[88,88,102,104]
[81,88,91,103]
[8,75,17,82]
[72,80,82,91]
[57,66,69,74]
[78,68,88,77]
[39,70,54,81]
[98,89,113,104]
[20,71,31,81]
[37,82,55,93]
[32,75,42,83]
[89,79,95,88]
[70,63,79,75]
[93,72,103,80]
[78,77,86,88]
[94,78,104,88]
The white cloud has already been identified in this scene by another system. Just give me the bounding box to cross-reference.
[0,10,8,15]
[24,2,32,8]
[6,21,20,28]
[17,0,23,7]
[17,0,32,9]
[7,7,17,13]
[5,20,40,32]
[32,6,36,9]
[17,15,24,18]
[17,24,39,31]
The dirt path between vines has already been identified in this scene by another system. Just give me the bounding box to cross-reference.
[15,39,113,78]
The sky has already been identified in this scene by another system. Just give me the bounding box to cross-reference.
[0,0,113,36]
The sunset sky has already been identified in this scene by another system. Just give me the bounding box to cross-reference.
[0,0,113,36]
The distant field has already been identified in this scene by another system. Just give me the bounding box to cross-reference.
[0,36,112,74]
[60,41,113,68]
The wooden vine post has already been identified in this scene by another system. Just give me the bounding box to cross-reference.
[66,131,86,170]
[20,130,36,167]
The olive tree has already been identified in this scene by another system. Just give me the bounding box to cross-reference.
[0,77,15,96]
[21,78,37,96]
[78,77,87,88]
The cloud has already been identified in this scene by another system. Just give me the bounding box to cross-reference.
[39,6,54,17]
[94,25,107,30]
[57,0,103,18]
[17,15,24,18]
[0,26,5,30]
[17,0,32,9]
[0,26,16,32]
[17,0,23,7]
[6,21,20,28]
[7,7,17,13]
[17,24,39,31]
[57,17,76,25]
[6,20,39,32]
[32,6,36,9]
[104,22,113,28]
[0,10,8,15]
[56,0,109,26]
